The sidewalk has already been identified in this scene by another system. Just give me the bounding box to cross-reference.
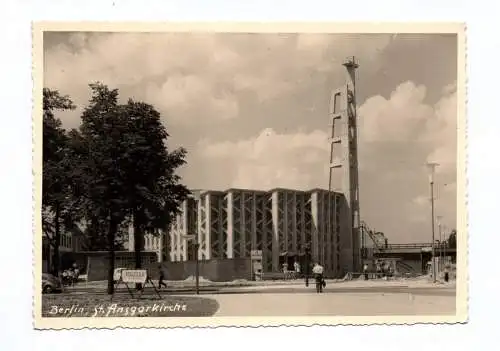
[71,276,455,292]
[223,278,456,291]
[73,277,303,290]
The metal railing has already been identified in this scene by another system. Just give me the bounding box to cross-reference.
[379,243,456,251]
[385,243,432,249]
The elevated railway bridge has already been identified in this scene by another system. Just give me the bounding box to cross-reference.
[360,222,456,275]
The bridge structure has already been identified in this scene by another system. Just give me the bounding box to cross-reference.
[359,221,456,274]
[380,243,457,256]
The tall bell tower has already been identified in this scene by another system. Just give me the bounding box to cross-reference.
[328,56,362,272]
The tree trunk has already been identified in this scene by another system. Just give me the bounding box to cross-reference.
[51,203,61,275]
[133,209,144,290]
[107,212,117,295]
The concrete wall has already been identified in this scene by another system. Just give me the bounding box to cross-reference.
[152,257,253,282]
[84,251,159,281]
[337,193,354,274]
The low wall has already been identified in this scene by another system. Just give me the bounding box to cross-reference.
[148,258,253,282]
[85,251,159,281]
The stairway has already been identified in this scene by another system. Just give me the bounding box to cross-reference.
[396,261,418,277]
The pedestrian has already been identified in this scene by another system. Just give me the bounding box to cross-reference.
[444,265,450,283]
[283,262,289,280]
[312,262,325,293]
[363,263,369,280]
[294,261,301,279]
[387,263,394,280]
[376,260,382,279]
[72,266,80,286]
[158,264,167,289]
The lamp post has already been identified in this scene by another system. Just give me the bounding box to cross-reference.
[304,243,311,287]
[436,215,443,274]
[182,234,199,295]
[194,241,200,295]
[426,162,439,283]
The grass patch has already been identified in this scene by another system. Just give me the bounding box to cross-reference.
[42,293,220,317]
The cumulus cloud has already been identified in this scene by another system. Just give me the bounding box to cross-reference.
[44,32,391,126]
[359,82,433,143]
[199,128,330,190]
[197,80,457,242]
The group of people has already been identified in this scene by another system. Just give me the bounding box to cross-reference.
[282,261,302,279]
[60,263,80,286]
[362,260,394,280]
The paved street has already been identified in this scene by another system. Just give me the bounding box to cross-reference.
[62,284,454,296]
[49,279,456,316]
[210,290,456,316]
[44,280,456,316]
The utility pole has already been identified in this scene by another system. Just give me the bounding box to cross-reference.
[304,243,311,287]
[437,215,443,273]
[182,234,199,295]
[427,162,439,283]
[194,241,200,295]
[442,224,447,267]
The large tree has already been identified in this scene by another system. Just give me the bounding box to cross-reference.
[118,100,189,287]
[75,83,131,294]
[42,88,76,274]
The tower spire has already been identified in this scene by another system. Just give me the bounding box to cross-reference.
[328,56,362,272]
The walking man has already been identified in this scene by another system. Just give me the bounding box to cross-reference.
[312,262,325,293]
[294,260,301,280]
[158,264,167,289]
[363,263,369,280]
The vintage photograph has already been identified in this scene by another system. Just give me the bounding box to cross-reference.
[33,23,467,328]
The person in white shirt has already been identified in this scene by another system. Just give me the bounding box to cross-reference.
[363,263,369,280]
[294,261,301,275]
[312,263,325,293]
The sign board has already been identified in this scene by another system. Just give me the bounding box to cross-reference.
[421,247,432,253]
[121,269,148,284]
[250,250,263,260]
[113,268,125,281]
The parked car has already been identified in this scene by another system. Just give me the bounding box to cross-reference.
[42,273,63,294]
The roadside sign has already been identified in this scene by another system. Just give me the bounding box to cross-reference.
[112,269,162,301]
[251,250,262,260]
[121,269,148,284]
[113,268,125,281]
[421,247,432,252]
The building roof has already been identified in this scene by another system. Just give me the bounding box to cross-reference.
[188,187,345,195]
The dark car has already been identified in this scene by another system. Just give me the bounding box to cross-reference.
[42,273,63,294]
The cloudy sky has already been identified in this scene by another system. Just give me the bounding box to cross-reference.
[43,31,457,244]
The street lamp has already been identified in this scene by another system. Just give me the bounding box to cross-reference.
[426,162,439,283]
[436,215,443,273]
[304,243,311,287]
[182,234,199,295]
[441,224,447,268]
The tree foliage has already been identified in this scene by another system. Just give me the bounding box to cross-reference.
[74,83,134,294]
[117,100,190,274]
[42,88,77,274]
[43,83,190,293]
